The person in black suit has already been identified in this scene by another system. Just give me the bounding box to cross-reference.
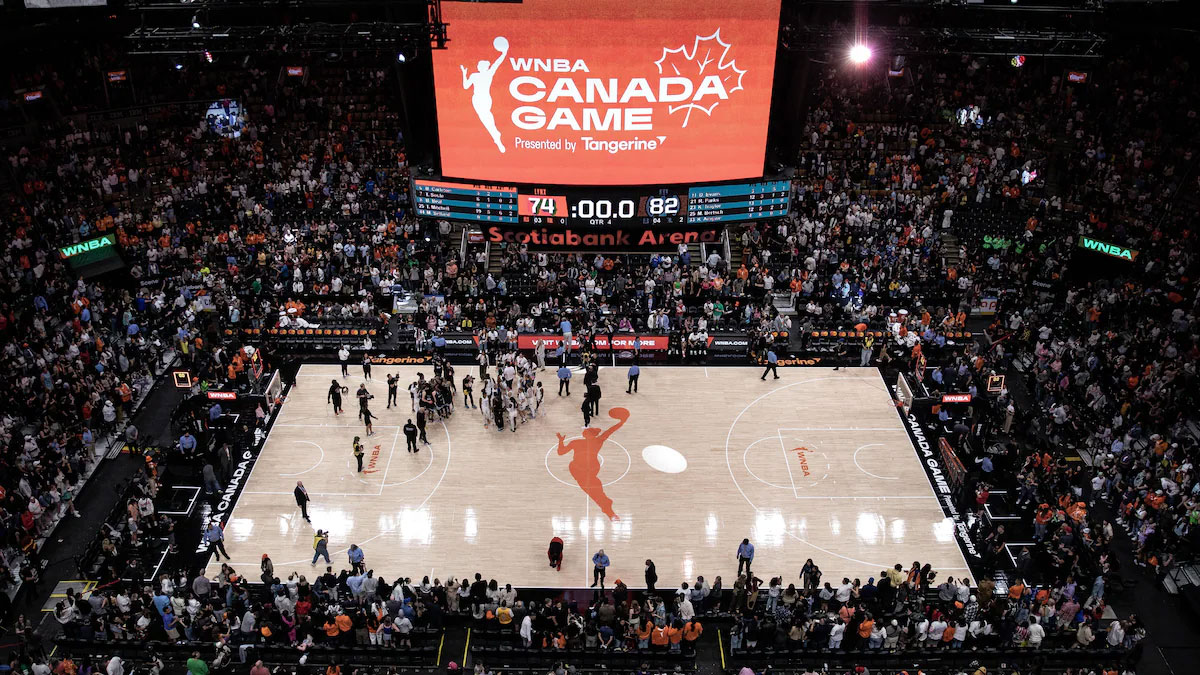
[403,419,419,453]
[645,559,658,592]
[294,481,311,522]
[585,382,601,418]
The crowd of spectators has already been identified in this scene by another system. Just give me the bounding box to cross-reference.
[934,44,1200,591]
[724,561,1136,655]
[0,17,1197,675]
[0,54,437,605]
[12,555,1137,675]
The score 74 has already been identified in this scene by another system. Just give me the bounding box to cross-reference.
[526,197,557,215]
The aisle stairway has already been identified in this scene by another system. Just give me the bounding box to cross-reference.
[940,231,962,268]
[685,240,702,269]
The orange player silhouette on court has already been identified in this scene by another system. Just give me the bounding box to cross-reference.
[556,407,628,520]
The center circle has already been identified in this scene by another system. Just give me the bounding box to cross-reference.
[544,438,631,488]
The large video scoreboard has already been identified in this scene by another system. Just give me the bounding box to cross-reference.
[413,179,790,228]
[431,0,782,186]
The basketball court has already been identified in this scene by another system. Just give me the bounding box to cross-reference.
[207,364,971,588]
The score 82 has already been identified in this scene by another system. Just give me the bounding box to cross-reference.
[646,196,680,216]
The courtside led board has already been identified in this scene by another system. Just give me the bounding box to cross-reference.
[432,0,781,185]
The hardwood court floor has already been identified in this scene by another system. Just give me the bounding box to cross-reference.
[208,364,972,589]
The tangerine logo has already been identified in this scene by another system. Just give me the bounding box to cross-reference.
[758,357,823,366]
[374,356,431,365]
[793,446,812,477]
[363,444,382,473]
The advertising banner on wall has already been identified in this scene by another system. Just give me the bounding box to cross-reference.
[436,333,672,352]
[432,0,781,185]
[518,334,670,351]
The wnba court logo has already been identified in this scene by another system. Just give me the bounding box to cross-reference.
[458,30,747,152]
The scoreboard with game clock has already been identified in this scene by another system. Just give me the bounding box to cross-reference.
[412,179,790,229]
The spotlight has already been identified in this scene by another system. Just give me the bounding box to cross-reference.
[396,52,406,63]
[204,50,214,64]
[849,44,872,65]
[173,61,184,71]
[191,13,200,28]
[1011,55,1026,68]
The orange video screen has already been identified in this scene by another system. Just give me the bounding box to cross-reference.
[432,0,781,186]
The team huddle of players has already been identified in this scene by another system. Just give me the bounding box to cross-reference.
[475,350,546,433]
[400,357,458,422]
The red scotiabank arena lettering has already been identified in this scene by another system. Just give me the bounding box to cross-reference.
[487,226,719,247]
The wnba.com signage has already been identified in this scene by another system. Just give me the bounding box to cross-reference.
[433,0,780,185]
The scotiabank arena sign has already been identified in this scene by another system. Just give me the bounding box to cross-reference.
[433,0,780,185]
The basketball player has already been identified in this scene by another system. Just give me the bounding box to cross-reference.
[506,396,519,433]
[338,346,350,378]
[416,407,429,445]
[362,354,373,380]
[327,380,343,416]
[479,383,492,430]
[492,394,506,431]
[353,437,365,472]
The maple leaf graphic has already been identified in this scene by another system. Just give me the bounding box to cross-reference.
[654,28,747,128]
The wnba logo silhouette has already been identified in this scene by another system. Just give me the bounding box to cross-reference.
[555,407,628,521]
[461,36,510,153]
